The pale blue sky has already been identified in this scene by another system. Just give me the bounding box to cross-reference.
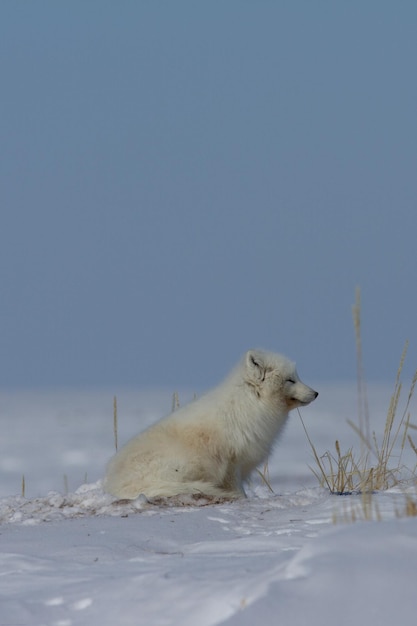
[1,1,416,388]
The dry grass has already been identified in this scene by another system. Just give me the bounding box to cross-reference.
[300,348,417,497]
[171,391,180,412]
[300,288,417,520]
[113,395,118,452]
[255,461,275,493]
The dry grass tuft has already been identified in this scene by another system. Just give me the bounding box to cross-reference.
[301,288,417,521]
[301,349,417,497]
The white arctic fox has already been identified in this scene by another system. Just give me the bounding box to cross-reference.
[104,349,318,500]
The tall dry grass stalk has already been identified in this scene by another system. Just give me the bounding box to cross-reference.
[255,461,275,493]
[171,391,180,412]
[113,395,118,452]
[352,287,370,448]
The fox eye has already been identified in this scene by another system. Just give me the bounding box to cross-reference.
[286,378,296,384]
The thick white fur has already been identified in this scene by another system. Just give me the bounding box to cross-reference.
[104,349,318,500]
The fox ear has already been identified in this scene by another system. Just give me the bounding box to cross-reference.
[245,350,266,382]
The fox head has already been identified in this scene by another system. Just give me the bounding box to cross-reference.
[244,349,318,410]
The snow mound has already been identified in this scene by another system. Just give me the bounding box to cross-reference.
[0,481,327,525]
[0,481,144,524]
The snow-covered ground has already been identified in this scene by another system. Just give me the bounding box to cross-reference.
[1,384,416,625]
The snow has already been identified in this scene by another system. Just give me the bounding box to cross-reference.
[1,385,417,625]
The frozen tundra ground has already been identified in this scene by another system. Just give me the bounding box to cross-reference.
[0,384,417,625]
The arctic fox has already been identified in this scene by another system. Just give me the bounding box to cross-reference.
[104,349,318,500]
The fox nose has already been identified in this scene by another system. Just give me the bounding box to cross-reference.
[313,390,319,399]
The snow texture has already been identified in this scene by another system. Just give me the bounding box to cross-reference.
[1,385,416,625]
